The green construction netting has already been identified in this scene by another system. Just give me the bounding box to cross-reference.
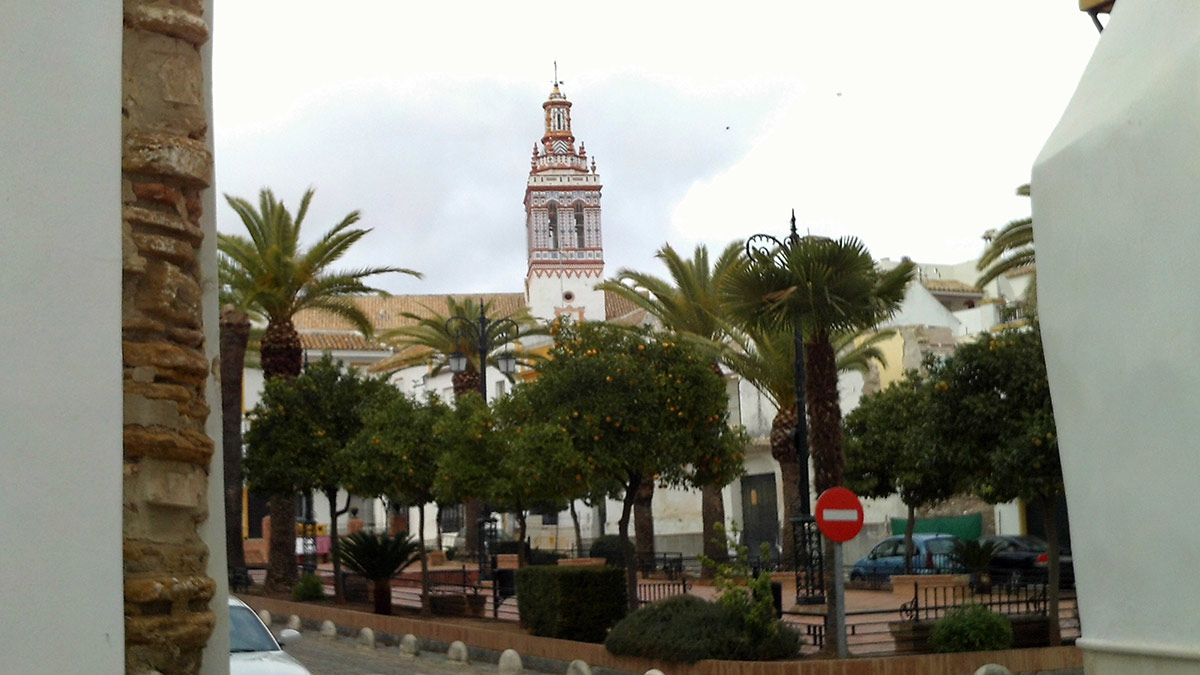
[890,513,983,541]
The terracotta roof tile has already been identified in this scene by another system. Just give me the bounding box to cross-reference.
[292,293,527,332]
[921,279,982,295]
[300,332,379,352]
[604,290,643,321]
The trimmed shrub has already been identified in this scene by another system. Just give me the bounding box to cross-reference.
[529,548,568,566]
[588,535,632,566]
[605,594,802,662]
[516,565,626,642]
[292,572,326,601]
[929,603,1014,653]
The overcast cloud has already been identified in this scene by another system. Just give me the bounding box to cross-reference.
[212,2,1101,296]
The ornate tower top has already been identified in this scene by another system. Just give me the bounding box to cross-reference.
[524,70,605,321]
[532,67,592,175]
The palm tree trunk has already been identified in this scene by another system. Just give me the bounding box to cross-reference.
[220,307,250,572]
[633,480,655,574]
[265,495,298,592]
[805,335,844,495]
[372,577,392,615]
[261,317,303,593]
[771,405,800,570]
[805,333,845,657]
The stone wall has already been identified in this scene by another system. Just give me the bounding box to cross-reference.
[121,1,216,672]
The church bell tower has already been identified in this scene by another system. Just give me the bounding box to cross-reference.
[524,73,605,322]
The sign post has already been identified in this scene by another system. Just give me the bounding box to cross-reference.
[815,487,865,659]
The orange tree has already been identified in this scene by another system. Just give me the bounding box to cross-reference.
[342,390,449,614]
[516,320,747,610]
[242,355,389,602]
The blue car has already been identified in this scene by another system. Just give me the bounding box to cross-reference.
[849,533,962,581]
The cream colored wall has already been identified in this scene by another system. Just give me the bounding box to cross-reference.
[1,3,125,671]
[1035,1,1200,670]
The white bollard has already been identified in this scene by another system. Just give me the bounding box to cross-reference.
[357,627,375,649]
[644,670,666,675]
[399,634,420,658]
[447,640,470,664]
[498,649,523,674]
[256,609,271,626]
[319,620,337,639]
[286,615,301,631]
[974,666,1013,675]
[566,659,592,675]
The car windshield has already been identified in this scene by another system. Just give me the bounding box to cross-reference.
[925,538,956,554]
[229,605,280,653]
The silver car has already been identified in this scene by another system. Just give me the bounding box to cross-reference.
[229,597,311,675]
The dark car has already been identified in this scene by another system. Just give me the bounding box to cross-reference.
[979,535,1074,588]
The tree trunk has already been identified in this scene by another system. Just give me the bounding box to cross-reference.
[517,511,528,566]
[805,334,844,657]
[325,489,344,603]
[435,504,443,550]
[700,485,727,578]
[463,498,482,560]
[372,577,392,615]
[570,501,584,557]
[633,480,655,572]
[418,503,430,616]
[220,306,250,572]
[265,495,298,592]
[904,502,916,574]
[771,405,801,570]
[619,478,641,612]
[1044,503,1062,646]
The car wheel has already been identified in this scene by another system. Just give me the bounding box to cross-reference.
[850,571,863,582]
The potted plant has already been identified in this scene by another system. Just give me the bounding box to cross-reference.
[952,539,999,594]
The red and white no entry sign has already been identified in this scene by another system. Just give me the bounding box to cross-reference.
[815,487,864,543]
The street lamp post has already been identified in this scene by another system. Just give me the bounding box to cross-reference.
[445,302,519,573]
[745,211,825,605]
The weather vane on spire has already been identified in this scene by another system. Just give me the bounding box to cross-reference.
[553,61,562,88]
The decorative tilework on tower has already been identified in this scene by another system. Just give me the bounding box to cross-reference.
[525,75,606,322]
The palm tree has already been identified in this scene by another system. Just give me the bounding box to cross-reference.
[722,234,913,656]
[977,184,1036,311]
[596,242,743,570]
[335,531,421,615]
[375,296,545,556]
[722,325,892,570]
[376,296,545,398]
[219,187,419,593]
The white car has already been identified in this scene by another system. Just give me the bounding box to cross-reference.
[228,597,312,675]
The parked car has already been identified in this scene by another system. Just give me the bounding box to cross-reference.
[849,533,962,582]
[229,596,311,675]
[978,534,1075,588]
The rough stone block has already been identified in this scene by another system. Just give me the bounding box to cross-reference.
[123,132,212,187]
[125,1,209,46]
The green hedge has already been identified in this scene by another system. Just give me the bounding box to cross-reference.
[605,594,802,662]
[515,565,627,642]
[588,534,632,566]
[929,603,1013,653]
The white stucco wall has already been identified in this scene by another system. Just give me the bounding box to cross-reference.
[1034,2,1199,671]
[0,3,125,671]
[883,283,964,335]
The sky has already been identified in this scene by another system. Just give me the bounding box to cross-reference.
[212,2,1103,296]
